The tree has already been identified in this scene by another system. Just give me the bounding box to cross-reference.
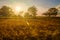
[24,12,30,18]
[0,6,13,18]
[43,8,58,17]
[48,8,58,16]
[43,12,49,16]
[28,6,37,18]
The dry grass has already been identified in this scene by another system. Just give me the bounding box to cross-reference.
[0,17,60,40]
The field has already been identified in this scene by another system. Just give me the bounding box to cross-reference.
[0,17,60,40]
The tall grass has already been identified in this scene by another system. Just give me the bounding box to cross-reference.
[0,17,60,40]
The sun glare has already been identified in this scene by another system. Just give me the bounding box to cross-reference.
[15,6,21,12]
[14,6,22,15]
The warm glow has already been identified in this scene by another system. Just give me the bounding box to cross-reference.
[14,6,21,15]
[15,6,21,12]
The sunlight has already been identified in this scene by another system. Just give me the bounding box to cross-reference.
[15,6,21,12]
[14,6,21,15]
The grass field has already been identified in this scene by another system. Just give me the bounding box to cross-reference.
[0,17,60,40]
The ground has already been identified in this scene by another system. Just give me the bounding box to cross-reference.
[0,17,60,40]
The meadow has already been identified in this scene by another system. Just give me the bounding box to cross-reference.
[0,17,60,40]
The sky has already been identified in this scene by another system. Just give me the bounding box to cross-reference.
[0,0,60,16]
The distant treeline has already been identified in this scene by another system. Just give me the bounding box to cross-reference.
[0,5,59,18]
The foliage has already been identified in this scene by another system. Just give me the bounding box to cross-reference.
[0,6,13,18]
[24,12,30,17]
[24,12,32,18]
[43,8,58,17]
[28,6,37,18]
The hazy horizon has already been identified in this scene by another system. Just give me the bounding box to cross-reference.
[0,0,60,16]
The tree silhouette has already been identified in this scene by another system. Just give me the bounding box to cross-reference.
[43,12,49,16]
[0,6,13,18]
[28,6,37,18]
[24,12,30,18]
[48,8,58,16]
[43,8,58,17]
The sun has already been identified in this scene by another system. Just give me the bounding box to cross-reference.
[15,6,21,12]
[14,6,22,15]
